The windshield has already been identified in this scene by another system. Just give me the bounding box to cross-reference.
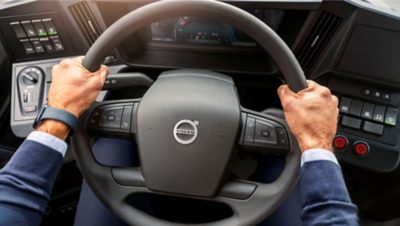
[361,0,400,13]
[0,0,34,10]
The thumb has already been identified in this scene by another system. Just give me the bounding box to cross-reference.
[99,65,109,84]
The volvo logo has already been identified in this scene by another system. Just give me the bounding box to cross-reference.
[173,120,199,145]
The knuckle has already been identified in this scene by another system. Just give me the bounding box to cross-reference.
[319,86,331,97]
[51,65,58,73]
[282,99,295,112]
[322,87,331,95]
[59,59,70,65]
[59,61,70,69]
[90,77,103,90]
[60,58,75,68]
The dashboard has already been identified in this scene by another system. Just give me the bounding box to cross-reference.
[2,0,400,171]
[1,0,400,223]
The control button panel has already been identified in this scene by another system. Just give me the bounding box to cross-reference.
[10,18,64,55]
[98,107,123,129]
[87,104,135,138]
[329,78,400,172]
[241,113,289,155]
[339,96,398,136]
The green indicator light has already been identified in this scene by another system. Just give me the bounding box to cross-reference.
[48,31,58,36]
[38,32,47,37]
[385,118,396,126]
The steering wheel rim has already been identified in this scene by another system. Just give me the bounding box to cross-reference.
[73,1,308,226]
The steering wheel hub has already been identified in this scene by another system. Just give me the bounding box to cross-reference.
[137,70,241,197]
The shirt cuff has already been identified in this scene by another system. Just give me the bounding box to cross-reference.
[301,148,339,167]
[26,131,68,157]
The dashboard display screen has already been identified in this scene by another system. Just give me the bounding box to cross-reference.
[151,17,257,47]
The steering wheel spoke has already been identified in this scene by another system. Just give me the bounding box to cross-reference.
[86,99,140,139]
[112,167,146,187]
[239,108,290,156]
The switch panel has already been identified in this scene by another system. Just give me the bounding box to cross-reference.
[329,78,400,172]
[87,103,135,138]
[241,113,289,154]
[338,96,398,137]
[10,17,64,56]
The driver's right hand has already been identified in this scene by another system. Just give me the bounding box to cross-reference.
[277,80,339,152]
[48,56,109,118]
[35,56,108,140]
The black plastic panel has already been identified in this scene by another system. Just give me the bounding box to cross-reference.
[328,78,400,172]
[0,0,86,62]
[338,25,400,84]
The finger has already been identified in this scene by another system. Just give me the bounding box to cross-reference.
[296,80,317,95]
[73,56,85,68]
[75,56,85,63]
[304,80,331,97]
[51,64,59,77]
[331,95,339,106]
[74,56,92,74]
[277,85,298,110]
[99,65,109,83]
[316,85,332,98]
[60,57,76,66]
[277,84,293,99]
[306,80,318,87]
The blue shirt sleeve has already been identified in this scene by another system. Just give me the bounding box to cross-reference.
[301,148,339,166]
[300,160,359,226]
[0,138,64,226]
[27,131,68,157]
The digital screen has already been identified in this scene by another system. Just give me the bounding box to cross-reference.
[151,17,256,47]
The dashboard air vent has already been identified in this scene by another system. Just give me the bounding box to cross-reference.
[69,1,102,45]
[296,11,342,72]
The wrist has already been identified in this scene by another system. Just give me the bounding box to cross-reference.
[35,119,70,141]
[48,102,80,118]
[297,138,333,153]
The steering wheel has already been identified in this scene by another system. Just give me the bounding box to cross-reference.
[72,1,308,225]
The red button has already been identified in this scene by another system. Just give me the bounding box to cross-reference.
[333,136,348,150]
[353,141,369,156]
